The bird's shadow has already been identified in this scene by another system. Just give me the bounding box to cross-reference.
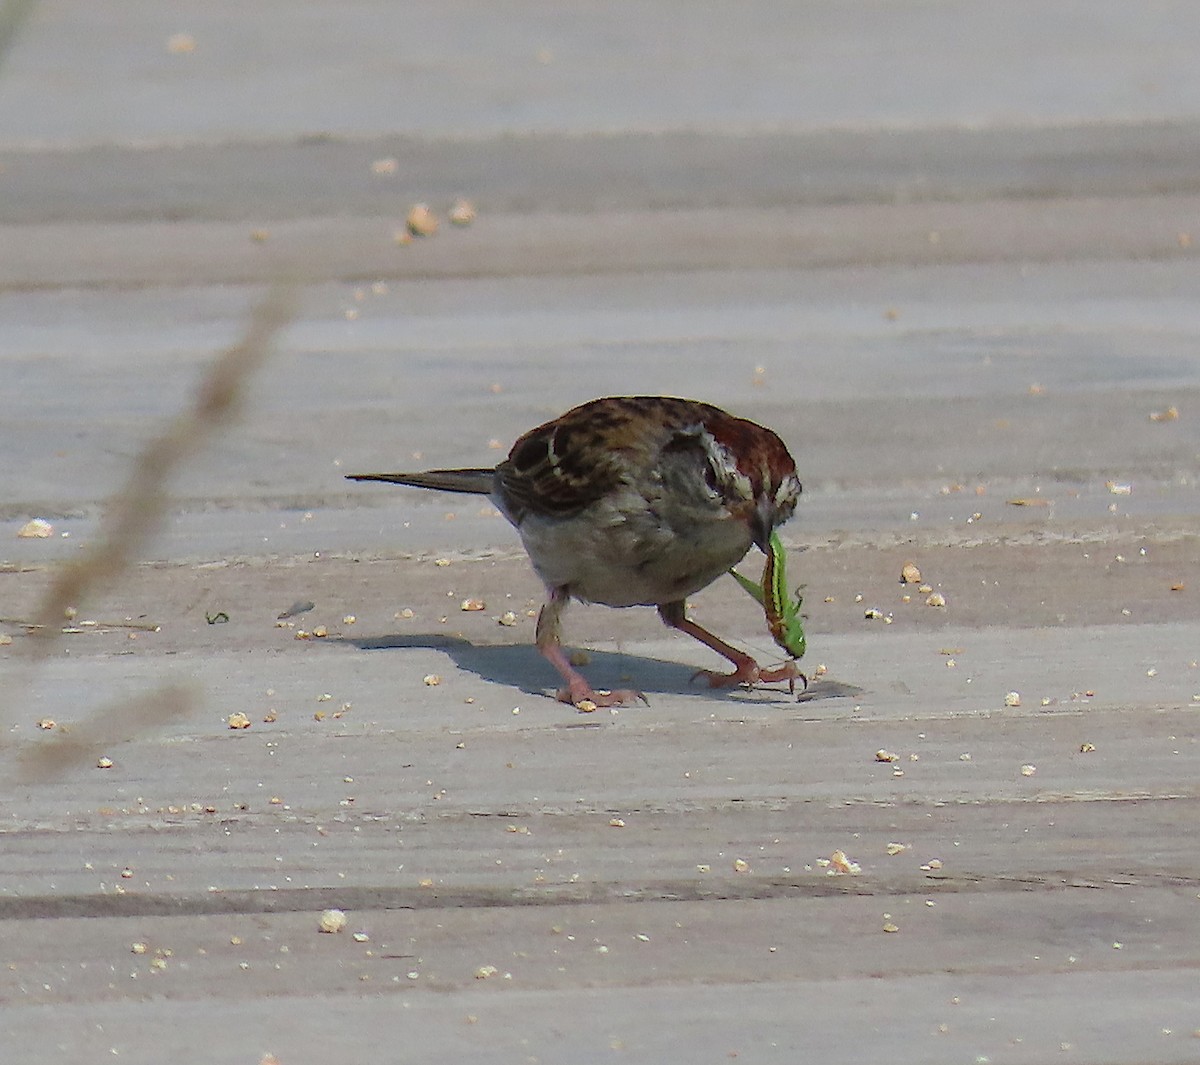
[335,632,862,705]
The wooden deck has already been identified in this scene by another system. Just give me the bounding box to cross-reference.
[2,3,1200,1062]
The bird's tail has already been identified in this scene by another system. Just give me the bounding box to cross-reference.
[345,468,495,495]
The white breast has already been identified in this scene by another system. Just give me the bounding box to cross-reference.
[511,486,754,608]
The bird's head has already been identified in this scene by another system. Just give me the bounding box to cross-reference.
[667,408,802,552]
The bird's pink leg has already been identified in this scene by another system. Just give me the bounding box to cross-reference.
[536,589,646,707]
[658,601,804,692]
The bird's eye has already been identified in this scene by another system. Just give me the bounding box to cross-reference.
[511,435,545,471]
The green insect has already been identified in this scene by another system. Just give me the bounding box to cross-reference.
[729,530,808,693]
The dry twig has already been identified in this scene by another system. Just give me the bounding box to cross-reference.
[4,287,295,780]
[31,286,295,645]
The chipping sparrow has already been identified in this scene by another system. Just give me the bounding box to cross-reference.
[347,395,802,706]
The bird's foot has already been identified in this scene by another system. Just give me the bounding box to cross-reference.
[556,684,649,710]
[772,661,809,697]
[692,658,808,696]
[540,636,648,709]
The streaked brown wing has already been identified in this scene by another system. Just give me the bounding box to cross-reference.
[496,396,721,522]
[497,414,624,520]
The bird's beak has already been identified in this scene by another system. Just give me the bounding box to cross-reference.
[751,496,775,554]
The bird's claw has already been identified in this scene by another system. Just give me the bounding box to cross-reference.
[691,659,808,699]
[781,666,809,697]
